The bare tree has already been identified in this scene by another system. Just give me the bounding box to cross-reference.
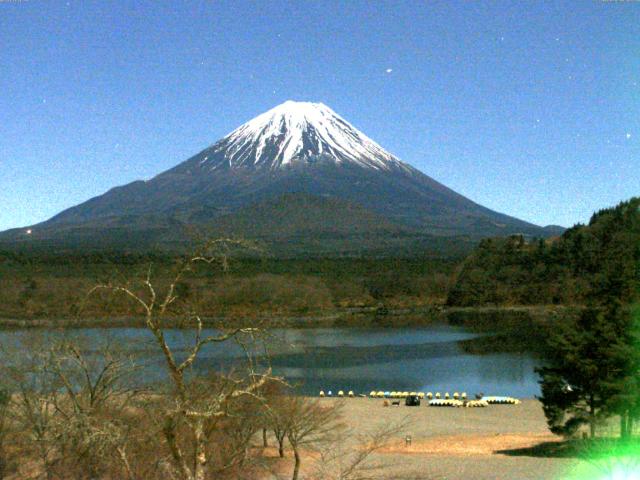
[2,333,144,480]
[312,420,408,480]
[265,393,290,458]
[257,378,284,451]
[283,397,344,480]
[3,334,60,480]
[213,393,264,472]
[48,336,142,479]
[88,239,275,480]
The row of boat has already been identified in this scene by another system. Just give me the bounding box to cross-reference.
[317,390,520,405]
[367,391,468,400]
[427,397,520,407]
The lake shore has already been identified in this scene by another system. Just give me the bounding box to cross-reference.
[0,304,578,330]
[285,398,596,480]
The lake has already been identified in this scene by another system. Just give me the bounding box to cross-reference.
[0,324,543,398]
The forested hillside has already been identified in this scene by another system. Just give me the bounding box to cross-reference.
[447,197,640,307]
[0,253,459,321]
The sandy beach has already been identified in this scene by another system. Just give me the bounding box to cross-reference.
[274,398,601,480]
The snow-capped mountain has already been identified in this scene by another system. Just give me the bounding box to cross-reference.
[0,101,562,253]
[200,100,411,172]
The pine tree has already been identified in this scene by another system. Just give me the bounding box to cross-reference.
[603,305,640,439]
[536,308,620,438]
[537,198,639,440]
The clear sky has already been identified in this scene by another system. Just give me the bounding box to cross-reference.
[1,0,638,231]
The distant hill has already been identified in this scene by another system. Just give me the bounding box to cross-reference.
[447,197,640,306]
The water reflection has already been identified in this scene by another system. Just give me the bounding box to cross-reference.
[0,324,543,397]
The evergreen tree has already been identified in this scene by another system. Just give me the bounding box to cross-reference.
[537,198,639,440]
[603,305,640,439]
[536,308,621,438]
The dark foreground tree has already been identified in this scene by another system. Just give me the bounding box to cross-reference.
[603,305,640,439]
[537,304,640,439]
[537,308,618,438]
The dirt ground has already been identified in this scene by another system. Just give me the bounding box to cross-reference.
[298,398,603,480]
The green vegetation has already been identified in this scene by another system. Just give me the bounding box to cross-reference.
[440,197,640,440]
[536,306,640,438]
[525,199,640,440]
[447,197,640,307]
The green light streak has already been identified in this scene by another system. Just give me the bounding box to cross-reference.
[562,439,640,479]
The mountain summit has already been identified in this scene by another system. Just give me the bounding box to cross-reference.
[0,101,561,253]
[201,100,410,172]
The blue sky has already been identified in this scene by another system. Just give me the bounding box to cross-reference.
[0,0,638,231]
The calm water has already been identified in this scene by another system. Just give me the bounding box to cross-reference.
[0,324,543,398]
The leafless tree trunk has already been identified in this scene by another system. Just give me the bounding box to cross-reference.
[292,448,302,480]
[274,426,287,458]
[283,397,343,480]
[116,445,136,480]
[88,239,275,480]
[266,402,288,458]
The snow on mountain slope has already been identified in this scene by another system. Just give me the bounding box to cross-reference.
[199,100,413,172]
